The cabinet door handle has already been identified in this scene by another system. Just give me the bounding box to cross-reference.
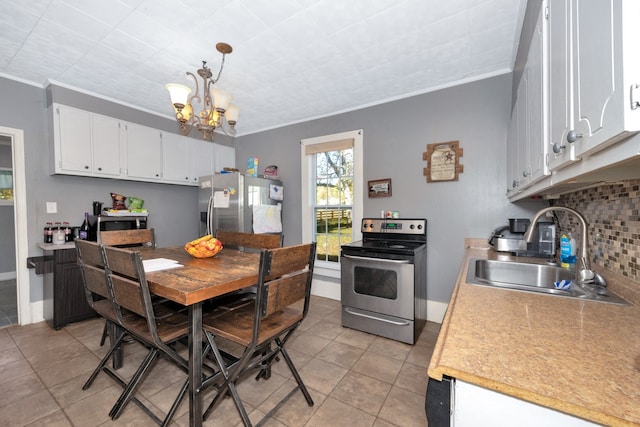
[567,130,583,143]
[84,165,90,170]
[631,84,639,110]
[552,142,565,154]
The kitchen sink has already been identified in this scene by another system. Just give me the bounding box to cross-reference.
[466,259,630,305]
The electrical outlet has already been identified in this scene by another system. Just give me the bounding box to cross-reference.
[46,202,57,214]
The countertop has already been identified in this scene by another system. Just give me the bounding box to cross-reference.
[38,242,76,251]
[428,239,640,426]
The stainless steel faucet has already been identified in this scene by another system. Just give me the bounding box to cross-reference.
[523,206,594,282]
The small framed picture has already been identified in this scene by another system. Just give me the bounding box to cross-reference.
[368,178,392,198]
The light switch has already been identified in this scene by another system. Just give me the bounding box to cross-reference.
[46,202,57,214]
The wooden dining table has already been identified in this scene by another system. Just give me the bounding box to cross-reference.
[139,246,261,427]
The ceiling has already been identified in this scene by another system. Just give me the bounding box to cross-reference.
[1,0,527,136]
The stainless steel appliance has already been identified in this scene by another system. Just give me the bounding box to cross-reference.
[95,215,148,243]
[199,172,283,235]
[340,218,427,345]
[488,220,555,257]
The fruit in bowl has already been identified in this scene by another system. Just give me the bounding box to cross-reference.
[185,235,223,258]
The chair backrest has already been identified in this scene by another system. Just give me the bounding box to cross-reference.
[101,245,164,345]
[99,228,156,248]
[76,239,110,301]
[215,230,283,251]
[257,242,316,319]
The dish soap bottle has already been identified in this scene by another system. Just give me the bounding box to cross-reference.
[560,232,576,269]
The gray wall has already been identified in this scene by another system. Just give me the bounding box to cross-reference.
[0,78,226,301]
[235,74,547,303]
[1,73,548,305]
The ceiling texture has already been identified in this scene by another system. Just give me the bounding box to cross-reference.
[1,0,526,136]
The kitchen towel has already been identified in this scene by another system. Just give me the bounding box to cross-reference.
[252,205,282,233]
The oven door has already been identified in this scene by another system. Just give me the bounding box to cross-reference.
[341,253,414,319]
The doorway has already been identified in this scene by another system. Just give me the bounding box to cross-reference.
[0,126,30,325]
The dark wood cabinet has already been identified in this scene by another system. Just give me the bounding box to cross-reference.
[42,247,97,329]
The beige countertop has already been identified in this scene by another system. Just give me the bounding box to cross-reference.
[428,239,640,426]
[38,242,76,251]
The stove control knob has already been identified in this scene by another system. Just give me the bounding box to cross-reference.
[410,224,415,229]
[417,224,423,229]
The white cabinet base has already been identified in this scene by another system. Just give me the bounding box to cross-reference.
[453,380,600,427]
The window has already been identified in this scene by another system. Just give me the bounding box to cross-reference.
[0,168,13,201]
[301,130,363,278]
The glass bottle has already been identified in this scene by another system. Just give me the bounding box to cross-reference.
[44,222,53,243]
[63,221,72,242]
[79,213,90,240]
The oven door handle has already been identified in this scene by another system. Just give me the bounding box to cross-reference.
[342,254,411,264]
[344,307,411,326]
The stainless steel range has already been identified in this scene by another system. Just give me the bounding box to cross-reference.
[340,218,427,344]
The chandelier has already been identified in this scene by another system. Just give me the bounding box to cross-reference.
[166,42,239,141]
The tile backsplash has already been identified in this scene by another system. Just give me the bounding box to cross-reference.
[554,179,640,283]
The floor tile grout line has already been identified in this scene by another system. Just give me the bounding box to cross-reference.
[3,297,431,426]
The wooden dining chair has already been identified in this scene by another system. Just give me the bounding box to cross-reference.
[76,240,125,387]
[76,240,152,417]
[215,229,283,252]
[211,230,283,310]
[101,244,191,426]
[201,242,317,426]
[95,228,157,345]
[99,228,156,248]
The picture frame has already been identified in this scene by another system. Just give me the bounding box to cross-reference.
[368,178,392,198]
[423,140,464,183]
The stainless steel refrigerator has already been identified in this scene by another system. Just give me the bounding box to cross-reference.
[198,172,283,236]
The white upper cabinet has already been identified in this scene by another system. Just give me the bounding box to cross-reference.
[213,144,236,172]
[91,114,122,177]
[161,132,191,184]
[506,2,548,196]
[547,0,576,170]
[52,104,236,186]
[526,11,548,185]
[125,123,162,180]
[53,104,122,178]
[189,139,215,185]
[548,0,640,170]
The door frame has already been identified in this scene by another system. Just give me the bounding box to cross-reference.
[0,126,30,324]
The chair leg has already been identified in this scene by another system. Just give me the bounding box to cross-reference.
[203,331,252,426]
[83,328,126,390]
[161,377,189,427]
[110,348,159,419]
[278,341,313,406]
[100,320,109,346]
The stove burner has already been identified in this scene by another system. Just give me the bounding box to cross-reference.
[388,244,407,249]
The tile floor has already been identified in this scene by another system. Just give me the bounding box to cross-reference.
[0,296,438,426]
[0,279,18,327]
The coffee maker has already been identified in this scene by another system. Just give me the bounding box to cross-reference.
[489,218,556,257]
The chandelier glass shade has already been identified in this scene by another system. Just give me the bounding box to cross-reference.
[166,42,239,141]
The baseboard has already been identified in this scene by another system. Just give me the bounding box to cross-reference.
[0,271,17,281]
[26,301,44,326]
[427,300,448,324]
[311,277,340,301]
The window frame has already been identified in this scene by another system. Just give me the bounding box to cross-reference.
[301,129,363,278]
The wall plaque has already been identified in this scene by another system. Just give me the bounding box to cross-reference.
[423,140,464,182]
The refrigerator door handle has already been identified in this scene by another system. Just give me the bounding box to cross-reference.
[207,195,214,235]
